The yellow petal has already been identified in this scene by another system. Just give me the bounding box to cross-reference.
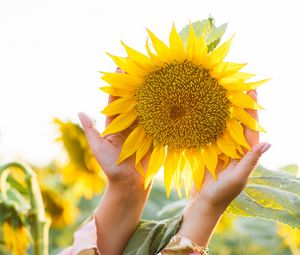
[99,86,135,98]
[185,149,204,192]
[169,23,185,62]
[200,146,218,180]
[211,143,222,155]
[106,53,147,76]
[217,131,240,158]
[186,23,197,62]
[232,107,266,132]
[219,154,230,171]
[173,154,184,197]
[121,41,154,71]
[164,149,179,197]
[219,72,255,84]
[194,35,208,65]
[211,62,247,80]
[101,72,141,89]
[145,38,164,66]
[193,158,205,191]
[135,135,152,165]
[101,111,138,136]
[221,78,271,91]
[144,144,165,188]
[117,126,146,163]
[182,159,193,198]
[146,28,173,62]
[135,162,145,177]
[227,92,264,110]
[236,143,244,155]
[203,35,234,69]
[226,119,250,150]
[102,97,136,116]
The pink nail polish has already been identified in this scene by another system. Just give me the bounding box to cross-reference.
[260,143,271,154]
[78,112,88,127]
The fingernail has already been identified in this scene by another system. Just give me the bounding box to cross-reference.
[78,112,90,127]
[78,112,84,125]
[260,143,271,154]
[249,90,257,98]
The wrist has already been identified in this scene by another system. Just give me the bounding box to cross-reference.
[94,179,150,255]
[179,200,224,247]
[188,198,227,218]
[107,180,150,204]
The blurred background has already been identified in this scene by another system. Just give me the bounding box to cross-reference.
[1,0,300,254]
[0,0,300,169]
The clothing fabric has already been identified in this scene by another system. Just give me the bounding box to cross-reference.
[58,216,204,255]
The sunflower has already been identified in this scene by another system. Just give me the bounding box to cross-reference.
[277,223,300,252]
[54,118,107,199]
[100,22,268,196]
[2,221,31,255]
[41,186,78,228]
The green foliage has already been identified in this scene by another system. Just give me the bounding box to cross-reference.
[209,216,291,255]
[142,181,184,220]
[124,214,182,255]
[179,17,227,52]
[125,166,300,254]
[228,165,300,228]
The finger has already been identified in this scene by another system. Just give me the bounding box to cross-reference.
[244,90,259,147]
[78,112,103,154]
[105,67,124,127]
[233,142,271,180]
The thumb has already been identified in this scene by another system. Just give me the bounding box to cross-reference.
[78,112,103,155]
[234,142,271,180]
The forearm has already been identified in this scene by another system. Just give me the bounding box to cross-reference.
[95,182,150,255]
[178,201,225,248]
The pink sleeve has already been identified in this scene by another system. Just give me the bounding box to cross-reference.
[57,215,100,255]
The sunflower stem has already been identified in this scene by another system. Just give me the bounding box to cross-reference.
[0,162,50,255]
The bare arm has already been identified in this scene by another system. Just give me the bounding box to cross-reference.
[79,73,151,255]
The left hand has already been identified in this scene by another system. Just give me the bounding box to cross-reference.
[78,69,149,191]
[179,90,271,247]
[78,68,151,255]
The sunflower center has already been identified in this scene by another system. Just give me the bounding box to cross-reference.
[135,60,231,149]
[170,105,186,119]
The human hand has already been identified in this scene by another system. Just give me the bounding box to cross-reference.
[78,68,151,255]
[78,69,149,191]
[188,90,270,212]
[179,90,271,247]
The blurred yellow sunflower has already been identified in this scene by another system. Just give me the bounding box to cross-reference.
[277,223,300,253]
[55,118,107,199]
[101,23,268,196]
[41,186,78,228]
[2,221,31,255]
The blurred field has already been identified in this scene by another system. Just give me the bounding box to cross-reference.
[0,119,299,255]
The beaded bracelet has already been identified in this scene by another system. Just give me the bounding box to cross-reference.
[175,234,209,255]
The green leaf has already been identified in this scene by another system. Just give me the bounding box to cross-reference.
[206,23,227,52]
[179,17,227,52]
[124,214,183,255]
[179,19,212,47]
[142,181,181,220]
[5,186,31,214]
[279,164,299,176]
[157,200,187,219]
[228,166,300,229]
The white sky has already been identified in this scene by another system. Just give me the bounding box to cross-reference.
[0,0,299,170]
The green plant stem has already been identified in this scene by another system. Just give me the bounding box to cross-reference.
[0,162,50,255]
